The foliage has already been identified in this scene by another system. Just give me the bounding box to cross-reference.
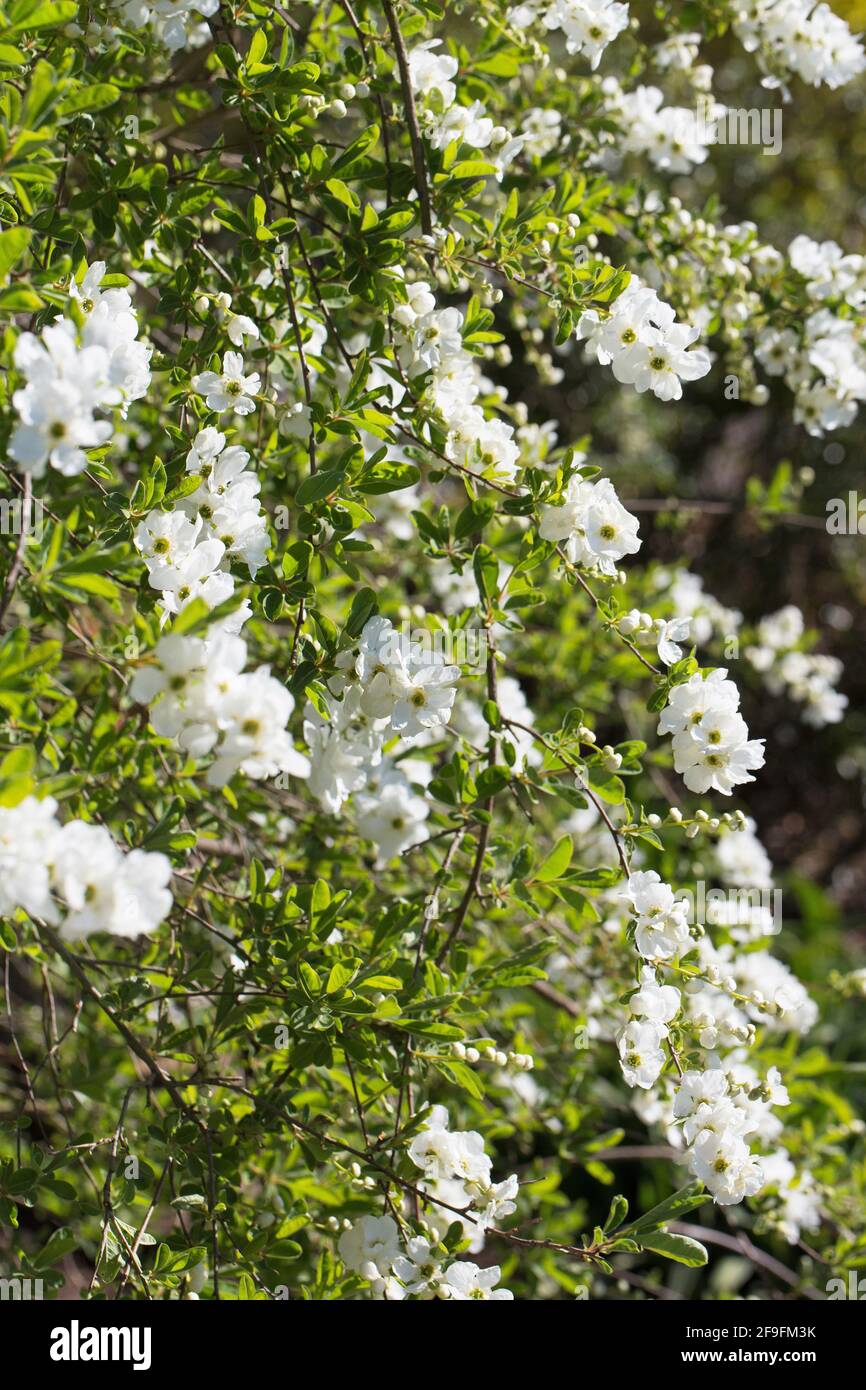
[0,0,865,1302]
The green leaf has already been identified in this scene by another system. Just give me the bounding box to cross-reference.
[534,834,574,883]
[0,226,31,282]
[246,29,268,67]
[433,1057,485,1099]
[623,1182,709,1235]
[639,1231,708,1267]
[296,469,344,506]
[326,962,355,994]
[33,1227,78,1268]
[332,125,379,174]
[57,84,121,117]
[475,765,510,799]
[8,0,78,32]
[324,178,359,212]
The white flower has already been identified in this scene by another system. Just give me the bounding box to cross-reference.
[392,279,438,329]
[612,325,712,402]
[392,1238,444,1298]
[192,351,261,415]
[624,870,692,960]
[577,278,711,400]
[629,967,681,1024]
[687,1128,763,1205]
[671,709,766,796]
[9,320,117,478]
[409,1108,490,1186]
[427,100,495,152]
[226,313,260,347]
[338,1215,401,1281]
[538,0,629,69]
[50,822,172,939]
[655,616,691,666]
[618,1018,668,1088]
[673,1068,730,1120]
[0,796,61,923]
[134,509,201,582]
[304,699,373,814]
[129,633,211,738]
[205,667,311,787]
[755,326,800,377]
[131,632,309,791]
[520,106,561,158]
[354,769,430,865]
[476,1173,520,1226]
[157,539,232,617]
[441,1261,513,1300]
[657,668,741,738]
[391,660,460,740]
[407,39,458,110]
[121,0,220,53]
[185,426,229,474]
[539,475,640,576]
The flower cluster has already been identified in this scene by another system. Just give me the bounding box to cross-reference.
[304,616,457,836]
[624,870,692,963]
[337,1213,513,1300]
[393,283,523,484]
[732,0,865,91]
[408,41,524,179]
[745,605,847,727]
[761,1150,822,1244]
[625,204,866,435]
[658,669,766,795]
[408,1105,520,1250]
[0,796,172,939]
[10,262,151,479]
[119,0,218,53]
[757,247,866,435]
[616,870,801,1204]
[618,965,681,1088]
[673,1064,784,1206]
[539,474,641,575]
[602,80,722,175]
[129,632,311,789]
[508,0,629,70]
[134,426,268,629]
[576,276,712,401]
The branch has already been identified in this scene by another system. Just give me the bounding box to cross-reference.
[381,0,433,236]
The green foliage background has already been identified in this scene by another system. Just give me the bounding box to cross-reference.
[0,0,864,1301]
